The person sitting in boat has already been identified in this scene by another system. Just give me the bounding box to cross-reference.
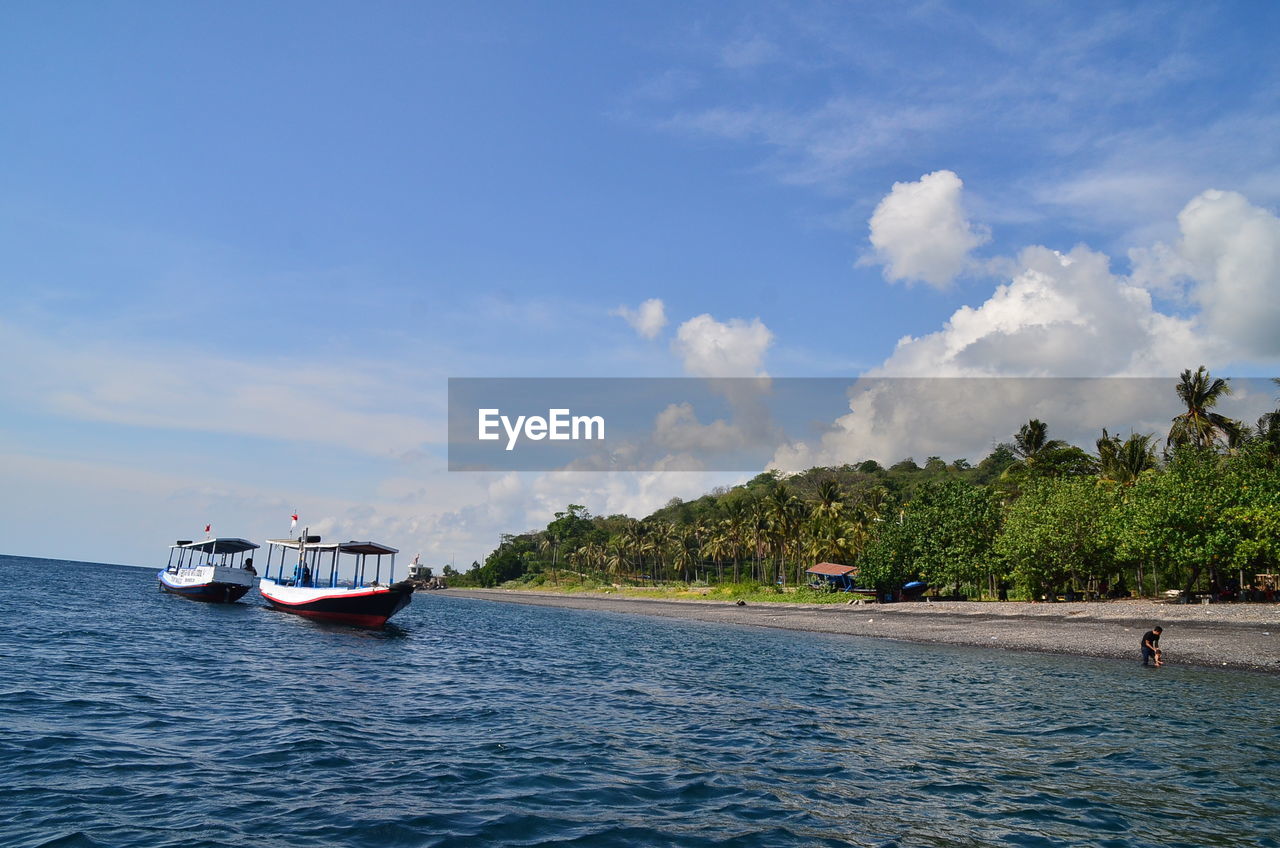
[301,565,312,586]
[244,558,256,575]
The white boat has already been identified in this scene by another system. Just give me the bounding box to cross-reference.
[158,538,260,603]
[258,535,414,627]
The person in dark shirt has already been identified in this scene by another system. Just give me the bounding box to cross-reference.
[1141,627,1163,666]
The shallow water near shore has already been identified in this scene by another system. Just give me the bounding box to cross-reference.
[4,555,1279,848]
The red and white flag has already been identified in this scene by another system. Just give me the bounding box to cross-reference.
[290,513,298,532]
[204,524,211,536]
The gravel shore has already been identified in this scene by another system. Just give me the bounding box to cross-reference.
[444,589,1280,674]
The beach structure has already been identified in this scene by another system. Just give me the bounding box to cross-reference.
[407,554,447,589]
[806,562,862,592]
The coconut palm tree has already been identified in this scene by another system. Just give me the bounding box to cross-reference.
[721,501,750,583]
[1250,377,1280,461]
[811,479,846,524]
[765,484,804,585]
[537,534,559,584]
[621,521,644,580]
[577,541,605,581]
[605,537,626,582]
[704,528,729,584]
[1010,419,1067,468]
[749,499,770,582]
[801,479,850,566]
[1097,429,1158,485]
[671,527,696,583]
[647,521,677,583]
[1166,366,1240,452]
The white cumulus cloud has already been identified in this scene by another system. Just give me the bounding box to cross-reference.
[866,170,990,289]
[768,179,1268,471]
[878,244,1213,378]
[612,298,668,339]
[672,314,774,377]
[652,402,746,452]
[1173,189,1280,359]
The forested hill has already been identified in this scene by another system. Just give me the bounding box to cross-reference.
[455,370,1280,603]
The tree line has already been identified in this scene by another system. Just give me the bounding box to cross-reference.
[457,368,1280,601]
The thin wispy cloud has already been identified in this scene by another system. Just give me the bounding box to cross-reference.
[613,298,668,339]
[0,321,444,456]
[719,34,778,70]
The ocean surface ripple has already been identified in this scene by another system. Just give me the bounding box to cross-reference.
[2,556,1278,847]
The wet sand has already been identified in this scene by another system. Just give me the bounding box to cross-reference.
[444,589,1280,673]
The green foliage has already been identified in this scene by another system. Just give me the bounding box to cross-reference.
[970,444,1017,484]
[1166,366,1241,452]
[476,374,1278,603]
[1096,429,1159,484]
[996,478,1118,597]
[860,478,998,594]
[1114,444,1280,595]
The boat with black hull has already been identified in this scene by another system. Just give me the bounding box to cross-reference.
[158,537,260,603]
[258,535,413,627]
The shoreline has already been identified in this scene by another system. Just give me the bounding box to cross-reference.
[443,589,1280,674]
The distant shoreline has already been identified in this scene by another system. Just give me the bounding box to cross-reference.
[444,589,1280,674]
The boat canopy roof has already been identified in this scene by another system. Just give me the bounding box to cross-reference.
[807,562,858,577]
[266,538,398,555]
[173,537,260,554]
[267,538,341,552]
[340,541,399,555]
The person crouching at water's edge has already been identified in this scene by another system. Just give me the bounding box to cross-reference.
[1141,627,1163,666]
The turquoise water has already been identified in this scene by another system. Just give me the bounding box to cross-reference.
[2,555,1278,847]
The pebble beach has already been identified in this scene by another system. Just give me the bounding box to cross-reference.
[447,589,1280,673]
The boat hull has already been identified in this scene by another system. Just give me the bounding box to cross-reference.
[158,567,255,604]
[259,579,414,627]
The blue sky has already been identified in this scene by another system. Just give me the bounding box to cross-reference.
[2,1,1278,567]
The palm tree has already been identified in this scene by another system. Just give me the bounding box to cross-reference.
[605,537,626,582]
[647,521,678,583]
[749,499,770,582]
[637,522,662,583]
[1166,366,1240,452]
[804,479,850,566]
[621,521,644,580]
[765,484,803,585]
[577,541,605,581]
[536,534,558,584]
[811,480,846,524]
[721,501,750,583]
[704,529,729,584]
[1251,377,1280,461]
[671,526,696,583]
[1097,429,1158,485]
[1011,419,1067,467]
[998,420,1070,496]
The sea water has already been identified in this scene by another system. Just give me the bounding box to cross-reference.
[2,555,1278,848]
